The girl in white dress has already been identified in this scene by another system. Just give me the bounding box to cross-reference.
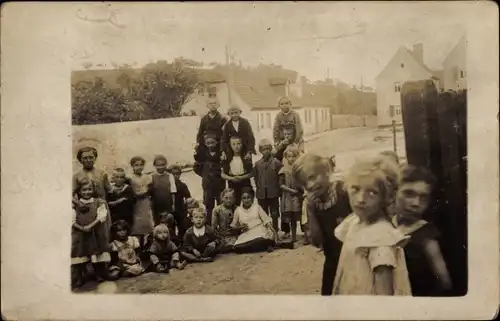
[333,158,411,296]
[231,187,277,253]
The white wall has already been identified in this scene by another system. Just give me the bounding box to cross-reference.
[376,49,434,127]
[73,116,201,175]
[443,36,467,91]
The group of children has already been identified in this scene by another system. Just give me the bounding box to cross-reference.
[292,151,453,296]
[71,96,307,289]
[72,94,453,297]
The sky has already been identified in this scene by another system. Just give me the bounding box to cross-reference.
[72,2,469,87]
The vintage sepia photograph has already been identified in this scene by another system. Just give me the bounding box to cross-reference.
[1,2,498,320]
[70,2,468,297]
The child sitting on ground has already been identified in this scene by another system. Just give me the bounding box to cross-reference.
[211,188,239,253]
[393,165,452,296]
[147,224,188,273]
[231,187,277,254]
[181,207,219,262]
[109,220,145,279]
[332,158,411,295]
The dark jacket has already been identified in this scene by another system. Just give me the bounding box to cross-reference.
[196,111,227,145]
[193,145,225,190]
[253,157,283,199]
[221,117,256,156]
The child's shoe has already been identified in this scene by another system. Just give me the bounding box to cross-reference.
[177,260,188,270]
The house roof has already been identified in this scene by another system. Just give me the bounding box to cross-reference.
[230,68,302,110]
[375,46,440,81]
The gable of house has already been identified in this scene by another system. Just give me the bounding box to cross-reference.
[375,47,435,83]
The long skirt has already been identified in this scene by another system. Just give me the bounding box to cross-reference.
[132,197,154,235]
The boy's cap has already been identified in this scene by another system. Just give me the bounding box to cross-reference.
[227,104,242,112]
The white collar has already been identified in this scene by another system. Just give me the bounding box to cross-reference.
[193,225,206,237]
[79,198,94,204]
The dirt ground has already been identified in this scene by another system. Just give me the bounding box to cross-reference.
[77,239,323,294]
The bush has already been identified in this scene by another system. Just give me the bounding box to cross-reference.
[72,61,202,125]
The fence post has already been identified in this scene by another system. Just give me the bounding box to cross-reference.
[392,120,397,153]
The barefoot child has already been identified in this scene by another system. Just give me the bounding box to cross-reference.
[279,144,304,245]
[181,207,219,262]
[109,220,145,278]
[292,154,351,296]
[253,138,283,232]
[147,224,188,273]
[71,179,112,288]
[221,136,253,206]
[231,187,277,254]
[394,165,452,296]
[108,168,135,226]
[151,155,177,225]
[129,156,154,247]
[332,159,411,295]
[211,188,239,253]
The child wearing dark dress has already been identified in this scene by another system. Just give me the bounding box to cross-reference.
[151,155,177,225]
[292,154,351,296]
[253,138,283,233]
[71,178,113,289]
[108,220,145,278]
[147,224,187,273]
[221,136,253,206]
[194,131,225,226]
[169,164,192,239]
[108,168,135,226]
[181,207,219,263]
[393,165,452,296]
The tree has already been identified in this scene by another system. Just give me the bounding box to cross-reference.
[129,61,202,118]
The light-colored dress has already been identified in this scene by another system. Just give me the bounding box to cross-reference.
[333,214,412,295]
[129,173,154,235]
[110,236,145,276]
[231,204,276,246]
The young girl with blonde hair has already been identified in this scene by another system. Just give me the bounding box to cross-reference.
[333,158,411,295]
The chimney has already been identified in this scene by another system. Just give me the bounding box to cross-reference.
[412,43,423,64]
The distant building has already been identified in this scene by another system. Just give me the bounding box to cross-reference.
[375,43,441,127]
[442,35,467,91]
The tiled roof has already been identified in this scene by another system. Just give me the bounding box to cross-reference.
[231,68,301,109]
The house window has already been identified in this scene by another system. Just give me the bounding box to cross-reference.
[266,113,271,129]
[259,113,265,129]
[400,63,405,68]
[308,110,312,123]
[460,70,465,79]
[394,82,401,92]
[389,105,401,117]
